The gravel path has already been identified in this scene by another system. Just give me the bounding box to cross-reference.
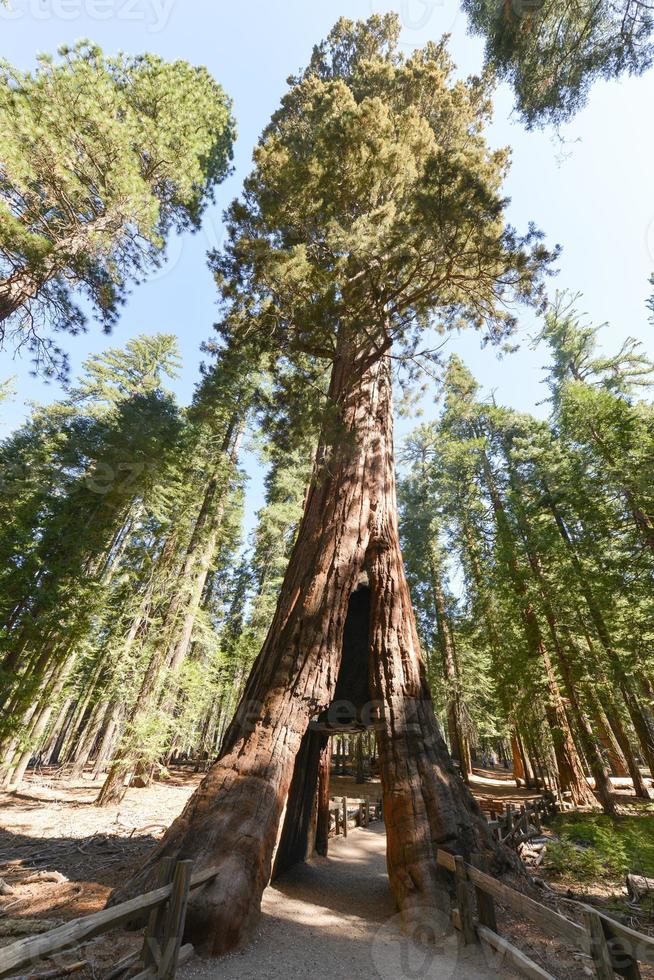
[180,824,517,980]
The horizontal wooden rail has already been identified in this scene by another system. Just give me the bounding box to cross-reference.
[477,924,556,980]
[437,848,654,979]
[0,863,220,979]
[581,903,653,976]
[481,796,557,849]
[437,851,588,953]
[328,795,382,838]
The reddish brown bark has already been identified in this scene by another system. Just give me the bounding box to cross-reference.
[586,691,629,779]
[114,340,497,953]
[480,451,599,810]
[511,736,526,785]
[429,554,472,781]
[314,739,332,858]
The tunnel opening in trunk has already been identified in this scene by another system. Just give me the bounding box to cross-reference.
[272,581,374,879]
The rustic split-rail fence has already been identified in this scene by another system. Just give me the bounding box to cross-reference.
[328,795,383,837]
[1,792,653,980]
[437,847,654,979]
[0,856,209,980]
[481,794,559,847]
[0,795,381,980]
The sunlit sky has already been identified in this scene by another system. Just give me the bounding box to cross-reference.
[1,0,653,533]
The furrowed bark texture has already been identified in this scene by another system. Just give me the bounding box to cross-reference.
[364,353,491,918]
[114,342,496,953]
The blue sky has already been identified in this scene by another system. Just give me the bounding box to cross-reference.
[1,0,653,534]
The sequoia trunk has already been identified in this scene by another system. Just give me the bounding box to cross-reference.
[114,340,497,953]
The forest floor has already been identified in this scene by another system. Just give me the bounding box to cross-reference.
[0,768,198,976]
[1,767,653,978]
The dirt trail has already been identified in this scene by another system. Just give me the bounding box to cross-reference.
[180,824,517,980]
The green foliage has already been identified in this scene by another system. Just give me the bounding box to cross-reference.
[398,301,654,777]
[0,42,234,375]
[0,376,14,405]
[213,13,553,373]
[463,0,654,126]
[545,813,654,880]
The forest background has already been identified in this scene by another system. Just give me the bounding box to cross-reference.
[2,0,653,541]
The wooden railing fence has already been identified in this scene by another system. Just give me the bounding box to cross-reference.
[328,796,383,837]
[0,859,221,980]
[437,848,654,979]
[481,795,559,847]
[4,796,651,980]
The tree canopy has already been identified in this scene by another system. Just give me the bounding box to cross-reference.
[213,13,554,376]
[462,0,654,126]
[0,42,234,375]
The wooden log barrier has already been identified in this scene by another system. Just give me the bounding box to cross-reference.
[0,859,219,980]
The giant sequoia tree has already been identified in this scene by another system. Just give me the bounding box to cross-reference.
[117,15,553,952]
[0,42,234,375]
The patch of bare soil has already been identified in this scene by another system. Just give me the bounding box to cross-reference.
[0,767,201,978]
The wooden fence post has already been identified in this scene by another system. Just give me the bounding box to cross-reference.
[534,802,542,834]
[582,908,616,980]
[584,906,642,980]
[142,857,175,972]
[157,860,193,980]
[341,797,348,838]
[471,854,497,933]
[453,855,476,946]
[364,800,370,827]
[505,804,514,837]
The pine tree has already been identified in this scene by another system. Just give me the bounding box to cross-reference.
[0,42,234,375]
[0,335,184,785]
[462,0,654,126]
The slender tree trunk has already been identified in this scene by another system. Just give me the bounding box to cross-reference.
[526,558,614,812]
[585,689,629,778]
[511,735,526,786]
[545,489,654,783]
[39,697,74,766]
[515,730,535,788]
[480,452,598,809]
[113,341,499,953]
[500,442,613,812]
[69,700,109,780]
[540,648,599,809]
[314,738,332,857]
[600,694,649,797]
[92,702,123,780]
[6,654,77,787]
[97,423,242,805]
[428,554,471,781]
